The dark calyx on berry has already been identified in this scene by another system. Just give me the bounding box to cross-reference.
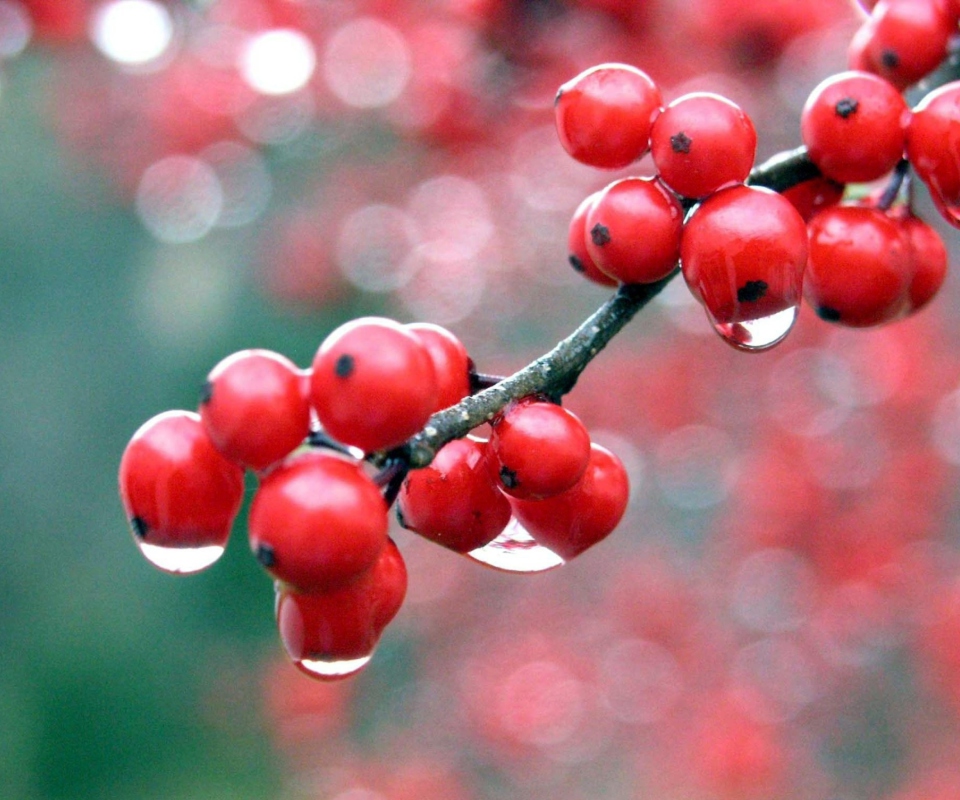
[500,465,519,489]
[670,131,692,154]
[590,223,611,246]
[569,254,586,273]
[130,516,149,540]
[817,306,842,322]
[256,543,277,567]
[334,353,355,378]
[880,50,899,70]
[198,380,213,405]
[737,280,768,303]
[835,98,859,118]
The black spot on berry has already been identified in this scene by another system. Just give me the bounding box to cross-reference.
[817,306,842,322]
[835,98,858,118]
[737,280,768,303]
[334,353,355,378]
[670,131,692,154]
[590,223,611,246]
[255,543,276,568]
[199,380,213,405]
[880,49,899,70]
[130,516,148,540]
[500,465,519,489]
[569,254,585,273]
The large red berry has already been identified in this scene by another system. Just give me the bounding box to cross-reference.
[249,450,388,593]
[584,177,683,284]
[489,398,592,500]
[801,70,909,184]
[199,349,310,472]
[554,63,662,169]
[405,322,472,412]
[804,204,912,326]
[680,184,808,350]
[397,437,511,553]
[906,82,960,210]
[510,443,629,561]
[650,92,757,199]
[275,537,407,679]
[568,191,618,288]
[311,317,438,453]
[118,410,245,572]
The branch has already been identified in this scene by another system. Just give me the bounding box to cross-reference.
[400,146,819,470]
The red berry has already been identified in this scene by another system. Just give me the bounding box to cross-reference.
[397,437,511,553]
[275,538,407,680]
[199,349,310,472]
[804,205,912,326]
[567,191,619,288]
[801,71,909,184]
[680,185,808,350]
[554,63,662,169]
[489,399,592,500]
[900,211,949,312]
[584,177,683,284]
[650,92,757,199]
[906,82,960,211]
[848,0,954,91]
[249,450,388,593]
[510,443,629,561]
[405,322,472,412]
[118,410,245,573]
[310,317,438,453]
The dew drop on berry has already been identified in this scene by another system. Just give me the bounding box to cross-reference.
[294,653,373,680]
[465,517,565,574]
[709,305,798,352]
[135,541,226,574]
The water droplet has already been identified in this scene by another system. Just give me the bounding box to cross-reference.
[466,518,565,573]
[136,542,225,574]
[295,654,372,680]
[709,305,798,352]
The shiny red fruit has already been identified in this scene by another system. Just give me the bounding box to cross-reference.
[568,191,619,288]
[311,317,438,453]
[804,205,912,326]
[781,176,846,222]
[900,211,949,312]
[397,437,511,553]
[249,450,388,593]
[405,322,472,412]
[554,63,662,169]
[650,92,757,199]
[510,443,629,560]
[801,70,909,184]
[275,538,407,679]
[199,349,310,472]
[118,410,245,560]
[907,81,960,208]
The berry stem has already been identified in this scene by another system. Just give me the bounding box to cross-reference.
[401,145,819,470]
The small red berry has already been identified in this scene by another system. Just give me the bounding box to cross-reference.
[249,450,388,593]
[510,443,629,561]
[906,81,960,212]
[397,437,511,553]
[900,211,949,312]
[118,410,245,574]
[801,70,909,184]
[804,204,912,326]
[199,349,310,472]
[311,317,438,453]
[568,191,619,288]
[405,322,472,412]
[584,177,683,284]
[489,398,592,500]
[650,92,757,199]
[554,63,662,169]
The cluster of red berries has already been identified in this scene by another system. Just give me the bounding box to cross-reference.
[119,315,627,678]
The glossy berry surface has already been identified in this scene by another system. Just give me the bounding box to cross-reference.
[275,538,407,678]
[650,92,757,199]
[554,63,662,169]
[567,192,618,288]
[490,399,592,500]
[118,410,245,570]
[804,205,912,326]
[680,185,808,349]
[199,349,310,472]
[405,322,472,413]
[781,176,846,222]
[248,450,388,593]
[901,212,949,312]
[397,437,511,553]
[584,177,683,284]
[906,81,960,209]
[800,70,909,184]
[510,443,629,561]
[311,317,438,453]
